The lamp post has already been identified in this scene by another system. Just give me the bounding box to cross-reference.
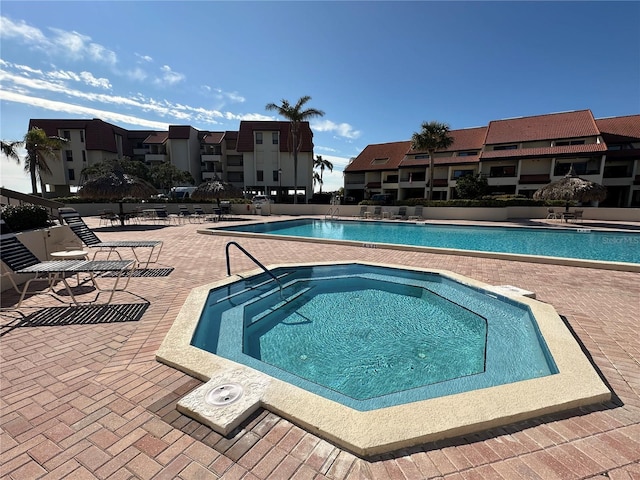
[278,168,282,203]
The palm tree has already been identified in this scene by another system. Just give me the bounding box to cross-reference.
[312,171,323,192]
[1,140,22,164]
[411,121,454,201]
[313,155,333,194]
[265,96,324,203]
[23,127,68,195]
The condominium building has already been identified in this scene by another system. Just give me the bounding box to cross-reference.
[344,110,640,207]
[28,118,315,201]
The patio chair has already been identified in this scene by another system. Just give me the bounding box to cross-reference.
[546,208,558,220]
[178,205,197,223]
[392,206,408,220]
[58,207,163,268]
[192,205,207,222]
[1,220,134,307]
[408,205,424,221]
[372,206,382,219]
[354,206,368,218]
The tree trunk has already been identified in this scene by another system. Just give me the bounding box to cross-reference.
[30,155,38,194]
[427,151,434,201]
[292,130,298,204]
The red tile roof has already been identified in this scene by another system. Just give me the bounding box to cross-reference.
[168,125,194,139]
[408,127,487,154]
[596,115,640,139]
[344,141,411,173]
[484,110,600,144]
[236,121,313,153]
[202,132,226,144]
[143,132,168,144]
[481,143,607,159]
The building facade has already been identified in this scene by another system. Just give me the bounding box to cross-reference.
[344,110,640,207]
[28,119,315,202]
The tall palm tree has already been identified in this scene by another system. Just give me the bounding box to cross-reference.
[411,121,454,201]
[312,171,323,192]
[265,96,324,203]
[23,127,68,195]
[1,140,22,164]
[313,155,333,194]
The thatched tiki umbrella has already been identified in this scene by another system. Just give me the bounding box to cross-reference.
[79,171,157,225]
[533,167,607,211]
[192,180,243,208]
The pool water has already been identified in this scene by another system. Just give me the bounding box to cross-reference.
[214,219,640,264]
[191,264,558,410]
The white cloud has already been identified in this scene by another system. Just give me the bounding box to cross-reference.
[155,65,185,86]
[0,16,50,46]
[49,27,117,65]
[79,71,111,89]
[0,90,171,130]
[135,53,153,63]
[312,119,361,140]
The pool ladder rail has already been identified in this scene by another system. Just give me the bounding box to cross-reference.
[225,241,284,300]
[325,207,340,219]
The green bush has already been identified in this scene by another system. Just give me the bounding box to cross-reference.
[1,204,52,232]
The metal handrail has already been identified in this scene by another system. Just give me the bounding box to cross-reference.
[325,207,340,219]
[225,241,283,300]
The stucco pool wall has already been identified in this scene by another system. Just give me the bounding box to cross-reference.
[156,261,611,457]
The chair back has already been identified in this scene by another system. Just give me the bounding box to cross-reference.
[373,206,382,214]
[398,206,407,215]
[0,220,42,271]
[193,205,205,215]
[414,205,423,215]
[58,207,102,246]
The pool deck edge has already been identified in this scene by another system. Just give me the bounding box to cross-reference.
[155,261,612,457]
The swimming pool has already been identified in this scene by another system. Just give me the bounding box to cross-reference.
[157,261,611,456]
[190,263,557,411]
[211,219,640,267]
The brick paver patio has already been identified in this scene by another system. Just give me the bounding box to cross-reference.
[1,215,638,479]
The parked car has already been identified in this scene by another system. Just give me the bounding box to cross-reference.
[370,194,393,205]
[252,195,273,204]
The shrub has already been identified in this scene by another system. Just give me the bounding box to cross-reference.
[1,204,52,232]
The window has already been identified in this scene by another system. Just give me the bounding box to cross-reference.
[80,130,84,143]
[257,170,264,182]
[82,151,86,162]
[63,130,71,140]
[227,172,244,182]
[256,132,263,144]
[415,154,430,159]
[494,145,518,151]
[65,150,73,162]
[385,175,398,183]
[272,132,278,144]
[227,155,243,166]
[556,139,585,146]
[453,169,474,179]
[273,170,279,181]
[68,168,75,180]
[489,165,516,177]
[458,151,478,157]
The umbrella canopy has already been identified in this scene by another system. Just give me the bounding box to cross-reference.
[533,167,607,208]
[79,171,157,200]
[191,180,243,202]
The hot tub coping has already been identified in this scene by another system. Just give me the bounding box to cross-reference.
[156,261,611,457]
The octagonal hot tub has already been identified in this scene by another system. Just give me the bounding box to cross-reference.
[157,262,611,456]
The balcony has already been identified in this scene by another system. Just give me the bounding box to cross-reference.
[519,174,550,185]
[201,154,223,163]
[145,153,168,163]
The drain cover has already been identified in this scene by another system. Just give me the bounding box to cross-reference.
[205,383,244,406]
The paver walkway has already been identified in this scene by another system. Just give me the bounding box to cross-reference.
[1,215,639,479]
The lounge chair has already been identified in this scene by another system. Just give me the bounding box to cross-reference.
[546,208,558,220]
[392,206,407,220]
[178,205,197,223]
[58,207,163,268]
[192,205,207,222]
[354,206,368,218]
[371,206,382,219]
[1,220,134,306]
[408,205,424,221]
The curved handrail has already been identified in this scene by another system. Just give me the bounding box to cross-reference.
[225,241,283,300]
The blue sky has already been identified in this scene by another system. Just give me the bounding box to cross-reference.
[1,1,639,194]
